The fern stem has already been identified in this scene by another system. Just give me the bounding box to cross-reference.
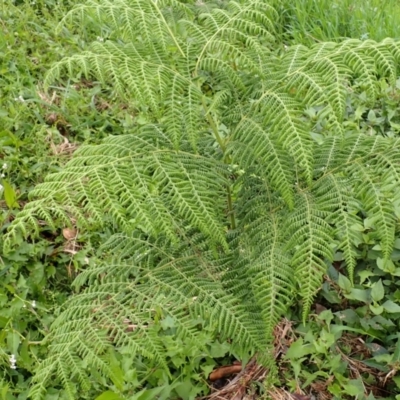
[201,95,237,229]
[202,98,225,151]
[200,97,236,229]
[150,1,185,58]
[227,185,236,230]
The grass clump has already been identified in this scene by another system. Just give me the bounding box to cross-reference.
[272,0,400,45]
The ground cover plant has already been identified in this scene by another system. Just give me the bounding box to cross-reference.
[0,1,136,398]
[3,0,400,400]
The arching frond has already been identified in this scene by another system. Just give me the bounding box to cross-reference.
[5,1,400,398]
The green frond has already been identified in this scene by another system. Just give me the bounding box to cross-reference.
[252,91,314,184]
[244,213,293,337]
[7,131,229,249]
[268,39,400,133]
[283,70,344,135]
[7,1,400,397]
[30,237,268,395]
[313,174,361,280]
[286,191,335,320]
[229,118,295,208]
[336,40,377,102]
[313,134,400,273]
[352,162,397,259]
[229,176,292,339]
[360,39,397,84]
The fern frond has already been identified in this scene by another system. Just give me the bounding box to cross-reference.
[314,134,400,274]
[352,162,397,259]
[251,91,314,184]
[286,190,334,320]
[341,136,399,259]
[7,1,400,397]
[29,234,268,397]
[241,214,293,337]
[267,39,400,132]
[6,131,229,250]
[313,174,361,280]
[229,118,295,208]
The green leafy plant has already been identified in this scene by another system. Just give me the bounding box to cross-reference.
[271,0,400,45]
[0,1,130,398]
[4,0,400,398]
[277,249,400,399]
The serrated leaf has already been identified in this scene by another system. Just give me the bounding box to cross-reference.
[285,338,314,360]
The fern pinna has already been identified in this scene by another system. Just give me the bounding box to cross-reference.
[5,0,400,398]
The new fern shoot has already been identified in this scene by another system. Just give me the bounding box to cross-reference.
[5,0,400,398]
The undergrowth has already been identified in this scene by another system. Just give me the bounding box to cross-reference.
[1,1,400,400]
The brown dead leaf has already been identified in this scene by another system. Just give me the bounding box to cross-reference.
[209,365,242,381]
[62,228,77,240]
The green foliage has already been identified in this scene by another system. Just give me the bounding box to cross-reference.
[3,0,400,399]
[0,1,141,398]
[271,0,400,45]
[3,1,400,398]
[279,249,400,399]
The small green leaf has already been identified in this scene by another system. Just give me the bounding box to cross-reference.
[343,378,364,396]
[285,338,314,360]
[95,391,124,400]
[317,309,333,325]
[371,280,384,302]
[358,270,375,284]
[2,180,19,209]
[344,288,369,303]
[393,375,400,389]
[367,110,376,123]
[131,387,166,400]
[369,303,383,315]
[338,274,352,293]
[175,380,193,399]
[160,315,175,329]
[6,330,20,355]
[392,336,400,363]
[209,341,230,358]
[374,353,393,363]
[382,300,400,313]
[377,258,395,273]
[330,325,379,340]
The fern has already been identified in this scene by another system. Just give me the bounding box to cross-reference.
[5,0,400,398]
